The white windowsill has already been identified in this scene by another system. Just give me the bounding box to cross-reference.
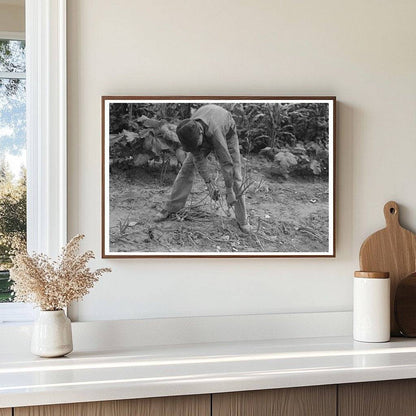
[0,303,35,324]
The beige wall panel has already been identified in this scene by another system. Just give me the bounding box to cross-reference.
[0,4,24,33]
[67,0,416,322]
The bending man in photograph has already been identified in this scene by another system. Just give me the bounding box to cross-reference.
[155,104,250,233]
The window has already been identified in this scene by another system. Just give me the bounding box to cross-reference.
[0,0,67,324]
[0,34,26,306]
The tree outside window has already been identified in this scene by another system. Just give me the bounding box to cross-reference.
[0,38,26,302]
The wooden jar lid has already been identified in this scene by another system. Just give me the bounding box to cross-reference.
[354,271,390,279]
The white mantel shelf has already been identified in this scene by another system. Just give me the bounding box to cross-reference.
[2,336,416,408]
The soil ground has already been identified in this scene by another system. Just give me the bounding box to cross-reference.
[109,155,329,254]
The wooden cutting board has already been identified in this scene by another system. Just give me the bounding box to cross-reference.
[359,201,416,336]
[395,272,416,337]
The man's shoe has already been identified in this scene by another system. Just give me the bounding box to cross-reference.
[238,223,251,234]
[154,210,170,222]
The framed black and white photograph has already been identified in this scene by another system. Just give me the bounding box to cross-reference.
[102,96,335,258]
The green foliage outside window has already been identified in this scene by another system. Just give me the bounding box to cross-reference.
[0,38,27,303]
[0,160,26,302]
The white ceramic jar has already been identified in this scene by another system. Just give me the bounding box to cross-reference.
[31,310,73,357]
[353,271,390,343]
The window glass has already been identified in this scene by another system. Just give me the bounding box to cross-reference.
[0,39,26,73]
[0,39,26,303]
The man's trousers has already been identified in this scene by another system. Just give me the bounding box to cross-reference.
[164,153,248,226]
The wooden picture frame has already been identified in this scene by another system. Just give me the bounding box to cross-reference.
[102,96,336,258]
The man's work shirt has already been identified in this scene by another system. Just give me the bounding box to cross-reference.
[190,104,239,189]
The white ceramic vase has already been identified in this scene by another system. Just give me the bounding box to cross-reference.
[31,310,73,358]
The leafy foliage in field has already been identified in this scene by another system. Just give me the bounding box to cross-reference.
[110,115,186,171]
[109,102,330,180]
[231,103,330,179]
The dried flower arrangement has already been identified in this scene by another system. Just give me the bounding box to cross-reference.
[10,234,111,311]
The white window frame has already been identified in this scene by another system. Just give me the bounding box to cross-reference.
[0,0,67,323]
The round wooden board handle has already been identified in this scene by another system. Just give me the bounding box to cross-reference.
[384,201,400,228]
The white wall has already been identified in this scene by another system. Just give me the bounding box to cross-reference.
[67,0,416,322]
